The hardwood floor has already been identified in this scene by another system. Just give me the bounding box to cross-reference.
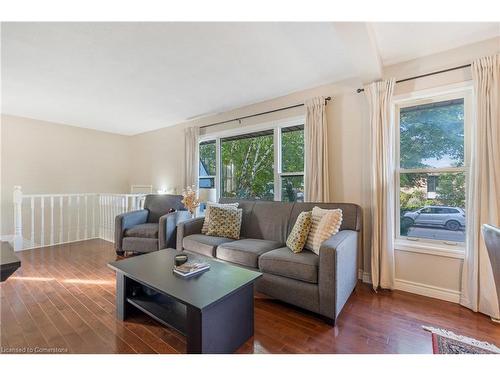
[1,239,498,354]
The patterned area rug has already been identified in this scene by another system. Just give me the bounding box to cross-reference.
[423,326,500,354]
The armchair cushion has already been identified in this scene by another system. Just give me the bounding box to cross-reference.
[144,194,184,223]
[258,247,319,283]
[124,223,159,238]
[122,237,158,253]
[114,209,149,253]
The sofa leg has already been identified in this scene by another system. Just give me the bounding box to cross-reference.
[323,317,336,326]
[116,250,125,256]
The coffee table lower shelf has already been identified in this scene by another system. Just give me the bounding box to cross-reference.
[116,272,255,354]
[126,294,186,335]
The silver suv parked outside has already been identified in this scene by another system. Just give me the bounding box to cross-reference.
[402,206,465,231]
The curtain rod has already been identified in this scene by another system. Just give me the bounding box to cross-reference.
[199,97,332,130]
[356,64,472,93]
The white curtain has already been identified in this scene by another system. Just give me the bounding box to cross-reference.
[184,126,200,189]
[460,54,500,319]
[304,97,330,202]
[365,79,396,290]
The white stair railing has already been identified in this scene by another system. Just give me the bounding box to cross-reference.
[11,186,146,251]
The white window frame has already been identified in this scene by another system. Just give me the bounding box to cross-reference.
[198,140,217,189]
[198,115,305,202]
[393,83,473,258]
[275,126,306,201]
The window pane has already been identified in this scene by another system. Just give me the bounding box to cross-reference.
[221,131,274,200]
[199,177,215,189]
[281,126,304,173]
[400,99,464,169]
[281,175,304,202]
[400,172,465,242]
[199,141,216,176]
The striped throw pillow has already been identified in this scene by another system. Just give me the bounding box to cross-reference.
[305,207,343,254]
[201,202,239,234]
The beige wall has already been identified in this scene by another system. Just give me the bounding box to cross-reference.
[127,77,372,273]
[1,115,130,235]
[381,37,500,299]
[2,37,498,302]
[127,37,500,298]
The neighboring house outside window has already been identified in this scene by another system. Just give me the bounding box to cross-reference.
[426,175,438,199]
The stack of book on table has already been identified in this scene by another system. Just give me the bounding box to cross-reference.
[173,262,210,277]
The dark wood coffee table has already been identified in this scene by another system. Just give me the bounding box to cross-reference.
[1,241,21,282]
[108,249,262,354]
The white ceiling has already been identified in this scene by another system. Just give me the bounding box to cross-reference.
[2,22,499,135]
[1,22,355,135]
[371,22,500,65]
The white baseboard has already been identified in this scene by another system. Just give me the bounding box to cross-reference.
[0,234,104,251]
[394,278,460,303]
[357,268,460,303]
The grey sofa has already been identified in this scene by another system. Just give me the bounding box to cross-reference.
[176,199,362,325]
[115,194,190,255]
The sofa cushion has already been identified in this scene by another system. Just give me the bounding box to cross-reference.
[258,247,319,283]
[122,237,158,253]
[288,202,361,233]
[243,201,294,243]
[305,207,343,254]
[201,202,239,234]
[124,223,159,238]
[217,239,283,268]
[286,211,312,253]
[183,234,235,257]
[206,206,243,240]
[218,199,256,238]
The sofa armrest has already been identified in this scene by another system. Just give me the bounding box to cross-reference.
[176,217,205,250]
[318,230,358,321]
[114,209,149,252]
[158,210,192,250]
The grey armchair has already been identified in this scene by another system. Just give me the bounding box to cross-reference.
[115,194,190,255]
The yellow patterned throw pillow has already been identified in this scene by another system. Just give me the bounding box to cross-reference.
[206,206,243,240]
[286,211,312,253]
[305,206,343,255]
[201,202,239,234]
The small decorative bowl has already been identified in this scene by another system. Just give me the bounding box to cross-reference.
[174,253,188,267]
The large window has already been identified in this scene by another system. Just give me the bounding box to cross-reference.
[198,120,305,202]
[396,93,469,246]
[221,130,274,200]
[199,140,216,188]
[280,126,304,202]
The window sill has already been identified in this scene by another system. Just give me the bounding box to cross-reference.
[394,239,465,259]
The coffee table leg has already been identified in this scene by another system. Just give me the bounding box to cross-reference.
[116,272,129,320]
[186,283,254,354]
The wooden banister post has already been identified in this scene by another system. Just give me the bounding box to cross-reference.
[13,185,23,250]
